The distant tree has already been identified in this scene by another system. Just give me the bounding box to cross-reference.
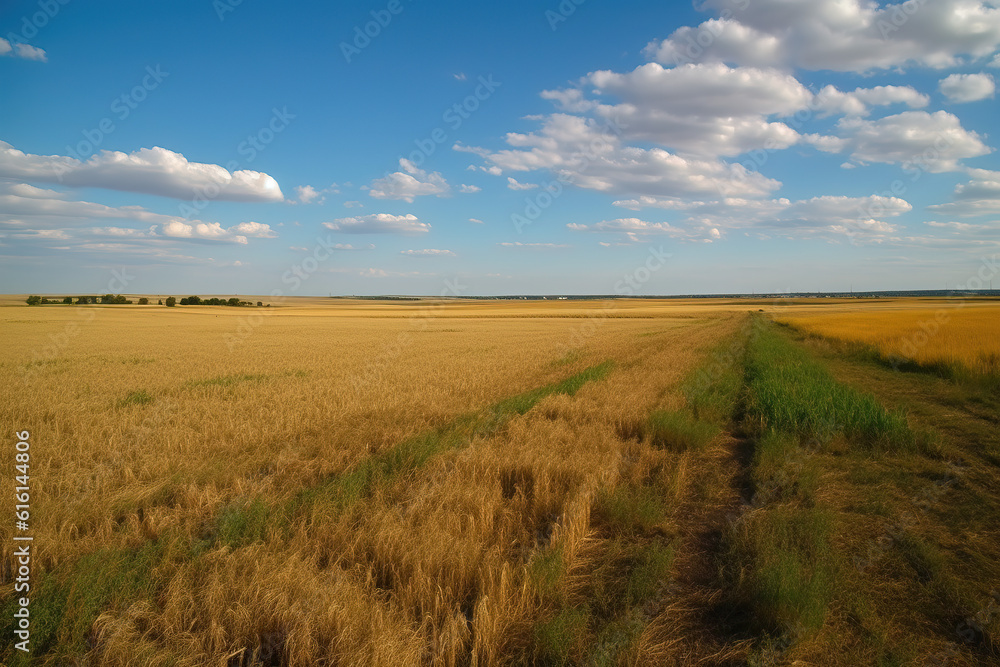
[114,295,128,304]
[101,294,115,304]
[165,297,176,307]
[26,295,41,305]
[76,297,88,305]
[157,299,163,305]
[138,297,149,305]
[62,296,73,304]
[257,301,263,307]
[188,296,202,305]
[228,297,240,307]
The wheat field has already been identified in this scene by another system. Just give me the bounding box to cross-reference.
[1,299,743,665]
[3,297,999,665]
[772,299,1000,376]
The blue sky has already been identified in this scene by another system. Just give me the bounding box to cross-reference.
[2,0,999,296]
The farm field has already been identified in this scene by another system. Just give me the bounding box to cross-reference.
[2,298,999,665]
[773,299,1000,379]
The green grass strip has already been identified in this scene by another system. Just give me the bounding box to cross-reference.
[744,317,913,451]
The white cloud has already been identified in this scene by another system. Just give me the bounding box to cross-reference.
[400,248,456,256]
[507,176,538,190]
[587,62,811,118]
[927,169,1000,216]
[813,84,929,116]
[292,242,374,251]
[296,185,321,203]
[830,111,991,172]
[459,184,481,193]
[343,200,363,208]
[939,73,996,103]
[0,181,277,245]
[0,38,47,61]
[229,221,277,238]
[0,141,283,202]
[644,0,1000,72]
[497,242,571,248]
[568,217,709,240]
[605,194,911,241]
[469,217,485,224]
[322,213,430,234]
[14,44,47,61]
[471,113,781,198]
[293,184,337,204]
[367,158,450,202]
[545,62,811,158]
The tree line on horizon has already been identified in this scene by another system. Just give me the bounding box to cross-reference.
[25,295,268,307]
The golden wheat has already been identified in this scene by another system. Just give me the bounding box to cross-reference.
[774,300,1000,375]
[0,300,741,665]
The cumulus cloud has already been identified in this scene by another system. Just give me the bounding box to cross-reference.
[826,111,991,172]
[400,248,456,256]
[368,158,450,202]
[568,217,718,241]
[544,62,810,158]
[468,113,781,198]
[927,169,1000,216]
[587,62,811,117]
[292,242,374,251]
[813,84,929,116]
[0,141,284,201]
[0,181,277,245]
[322,213,430,234]
[507,176,538,190]
[293,183,338,204]
[296,185,321,203]
[939,73,996,103]
[605,194,911,241]
[497,242,571,248]
[0,38,47,61]
[644,0,1000,72]
[459,184,481,193]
